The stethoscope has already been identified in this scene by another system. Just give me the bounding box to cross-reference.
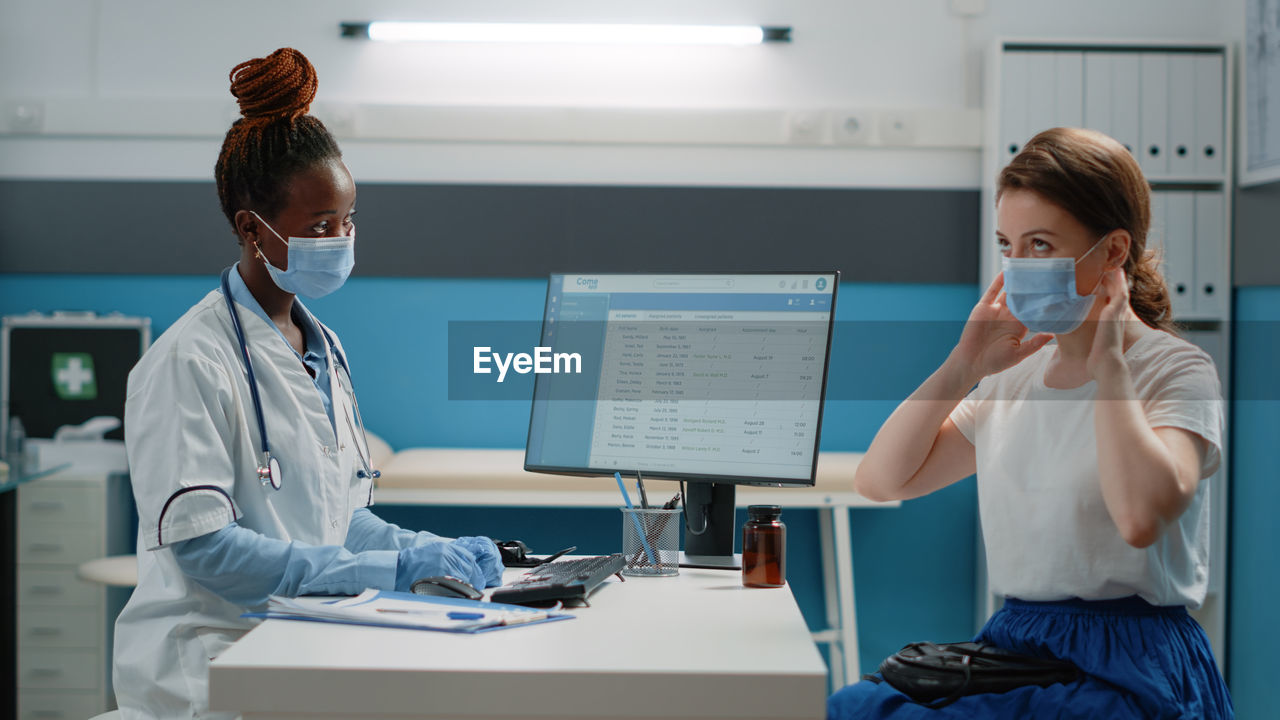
[220,267,381,490]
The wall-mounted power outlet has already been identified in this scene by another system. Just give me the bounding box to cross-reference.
[6,101,44,133]
[787,111,826,145]
[832,111,872,146]
[879,112,916,145]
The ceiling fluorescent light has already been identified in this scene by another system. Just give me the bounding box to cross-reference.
[340,22,791,46]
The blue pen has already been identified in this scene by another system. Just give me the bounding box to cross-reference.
[615,471,658,565]
[447,611,486,620]
[377,608,487,621]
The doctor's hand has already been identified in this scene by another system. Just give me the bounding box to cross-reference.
[949,272,1053,383]
[452,536,504,588]
[394,542,488,593]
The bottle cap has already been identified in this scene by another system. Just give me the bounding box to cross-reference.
[747,504,782,520]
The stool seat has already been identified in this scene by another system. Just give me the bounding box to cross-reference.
[77,555,138,587]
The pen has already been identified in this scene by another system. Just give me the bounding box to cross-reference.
[376,609,487,620]
[636,472,650,509]
[615,471,658,565]
[538,546,577,564]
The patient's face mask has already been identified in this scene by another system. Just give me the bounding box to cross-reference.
[1001,237,1107,335]
[250,211,355,299]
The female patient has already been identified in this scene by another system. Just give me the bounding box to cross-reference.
[829,127,1231,719]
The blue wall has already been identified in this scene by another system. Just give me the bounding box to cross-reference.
[1227,287,1280,718]
[9,273,1278,701]
[0,272,978,678]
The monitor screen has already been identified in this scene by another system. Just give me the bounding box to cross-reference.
[524,272,839,564]
[2,316,151,458]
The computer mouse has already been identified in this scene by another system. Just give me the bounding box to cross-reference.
[409,575,484,600]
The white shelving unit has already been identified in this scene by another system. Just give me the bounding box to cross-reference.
[15,471,133,720]
[978,39,1233,668]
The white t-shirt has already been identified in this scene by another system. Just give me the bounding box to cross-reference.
[949,329,1223,608]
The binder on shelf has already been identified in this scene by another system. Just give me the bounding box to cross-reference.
[1053,51,1084,129]
[1109,53,1141,157]
[1193,192,1226,317]
[1139,53,1170,177]
[1000,51,1031,161]
[1194,54,1225,177]
[1083,53,1113,138]
[1025,52,1058,143]
[1148,191,1169,279]
[1163,191,1196,318]
[1167,54,1198,177]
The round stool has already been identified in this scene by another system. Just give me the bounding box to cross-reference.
[77,555,138,587]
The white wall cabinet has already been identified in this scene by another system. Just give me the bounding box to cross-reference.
[16,472,132,720]
[980,39,1233,670]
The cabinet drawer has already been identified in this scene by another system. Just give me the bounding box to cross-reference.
[18,523,103,566]
[18,483,104,526]
[19,568,101,607]
[18,647,101,690]
[18,606,101,649]
[18,690,105,720]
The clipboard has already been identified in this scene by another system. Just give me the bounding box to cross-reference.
[243,588,572,633]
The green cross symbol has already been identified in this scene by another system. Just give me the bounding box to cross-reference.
[51,353,97,400]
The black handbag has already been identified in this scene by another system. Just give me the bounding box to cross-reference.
[875,641,1080,708]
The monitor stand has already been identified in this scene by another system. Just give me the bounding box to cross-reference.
[681,482,741,569]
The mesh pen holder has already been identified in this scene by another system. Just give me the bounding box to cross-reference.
[620,508,681,577]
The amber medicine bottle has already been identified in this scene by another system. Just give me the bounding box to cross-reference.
[742,505,786,588]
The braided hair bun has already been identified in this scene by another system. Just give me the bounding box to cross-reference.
[215,47,342,233]
[230,47,318,122]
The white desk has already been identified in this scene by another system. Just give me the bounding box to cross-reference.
[209,566,828,720]
[372,449,897,689]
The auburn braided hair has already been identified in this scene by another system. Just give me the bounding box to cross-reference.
[997,127,1174,332]
[214,48,341,235]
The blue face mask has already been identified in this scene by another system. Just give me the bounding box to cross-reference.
[250,211,355,299]
[1001,237,1106,335]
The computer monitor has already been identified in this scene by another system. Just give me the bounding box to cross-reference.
[2,313,151,458]
[524,272,839,567]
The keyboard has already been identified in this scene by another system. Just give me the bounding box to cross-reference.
[489,554,625,606]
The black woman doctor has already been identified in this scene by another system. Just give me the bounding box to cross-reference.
[112,48,504,720]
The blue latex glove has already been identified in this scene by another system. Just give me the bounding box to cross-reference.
[394,542,488,592]
[345,508,503,588]
[172,522,397,607]
[453,536,504,588]
[344,507,444,552]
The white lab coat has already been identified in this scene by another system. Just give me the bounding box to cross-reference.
[113,289,374,720]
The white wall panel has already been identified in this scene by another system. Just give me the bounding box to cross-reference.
[0,0,1243,186]
[0,1,97,97]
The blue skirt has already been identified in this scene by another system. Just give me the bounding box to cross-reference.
[827,596,1232,719]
